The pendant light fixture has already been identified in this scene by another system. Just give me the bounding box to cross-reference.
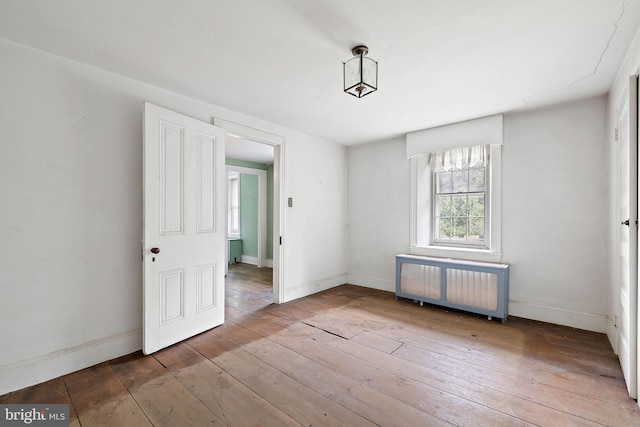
[343,45,378,98]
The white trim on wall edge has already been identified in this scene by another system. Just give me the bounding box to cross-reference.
[346,274,395,292]
[509,301,607,333]
[240,255,259,265]
[409,245,503,263]
[264,259,273,268]
[0,328,141,395]
[284,273,347,302]
[607,316,619,356]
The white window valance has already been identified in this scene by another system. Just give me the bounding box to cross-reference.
[429,144,488,172]
[406,114,503,158]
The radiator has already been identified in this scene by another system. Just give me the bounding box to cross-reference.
[395,254,509,322]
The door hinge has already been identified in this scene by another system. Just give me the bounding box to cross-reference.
[280,236,282,245]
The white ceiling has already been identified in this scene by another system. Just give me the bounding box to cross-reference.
[1,0,640,150]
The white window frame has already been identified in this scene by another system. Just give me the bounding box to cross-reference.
[410,144,502,262]
[228,171,240,238]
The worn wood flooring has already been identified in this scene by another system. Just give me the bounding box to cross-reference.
[2,263,639,426]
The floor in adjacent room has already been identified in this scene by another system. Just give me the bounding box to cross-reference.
[2,263,639,426]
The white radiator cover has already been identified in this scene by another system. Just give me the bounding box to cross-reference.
[396,254,509,321]
[446,269,498,311]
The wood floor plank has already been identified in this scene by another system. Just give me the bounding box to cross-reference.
[326,296,631,400]
[350,330,403,354]
[374,286,616,358]
[394,341,640,426]
[153,342,300,427]
[352,300,629,402]
[299,314,364,339]
[266,324,534,426]
[234,323,452,427]
[287,320,602,427]
[261,302,316,323]
[366,293,620,368]
[231,312,291,337]
[109,353,225,426]
[185,329,241,358]
[196,338,378,427]
[7,377,81,427]
[2,270,637,426]
[64,362,151,426]
[302,297,640,423]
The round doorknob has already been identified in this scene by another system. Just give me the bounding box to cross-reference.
[150,247,160,254]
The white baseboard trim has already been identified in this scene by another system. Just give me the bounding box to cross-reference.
[509,301,608,333]
[345,273,609,333]
[284,273,348,302]
[240,255,258,265]
[263,259,273,268]
[0,328,142,395]
[346,274,395,292]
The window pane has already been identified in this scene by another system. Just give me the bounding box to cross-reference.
[436,172,452,193]
[451,195,468,217]
[437,217,452,239]
[452,170,468,193]
[428,149,491,247]
[468,194,485,217]
[435,195,452,217]
[468,167,485,192]
[229,177,239,234]
[468,217,484,240]
[453,217,467,239]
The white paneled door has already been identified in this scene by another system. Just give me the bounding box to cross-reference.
[143,102,226,354]
[617,76,639,398]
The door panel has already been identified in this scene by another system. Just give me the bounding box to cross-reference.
[617,75,638,398]
[143,102,226,355]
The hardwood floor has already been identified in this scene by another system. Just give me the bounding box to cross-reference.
[3,263,640,426]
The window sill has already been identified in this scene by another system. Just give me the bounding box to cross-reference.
[409,245,503,263]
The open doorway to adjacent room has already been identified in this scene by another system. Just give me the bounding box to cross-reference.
[223,130,280,311]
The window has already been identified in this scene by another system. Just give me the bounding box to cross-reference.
[411,144,501,262]
[228,172,240,237]
[432,145,488,247]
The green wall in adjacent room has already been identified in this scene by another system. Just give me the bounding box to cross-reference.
[266,164,274,259]
[239,174,259,257]
[226,158,274,262]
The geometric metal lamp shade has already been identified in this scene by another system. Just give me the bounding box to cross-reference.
[343,45,378,98]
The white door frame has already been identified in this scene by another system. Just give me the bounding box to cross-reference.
[213,118,286,304]
[628,74,639,399]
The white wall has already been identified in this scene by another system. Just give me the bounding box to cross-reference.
[0,38,346,394]
[502,96,609,332]
[283,134,348,300]
[347,97,610,333]
[347,137,411,290]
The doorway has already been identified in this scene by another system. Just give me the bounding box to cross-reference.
[215,118,285,304]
